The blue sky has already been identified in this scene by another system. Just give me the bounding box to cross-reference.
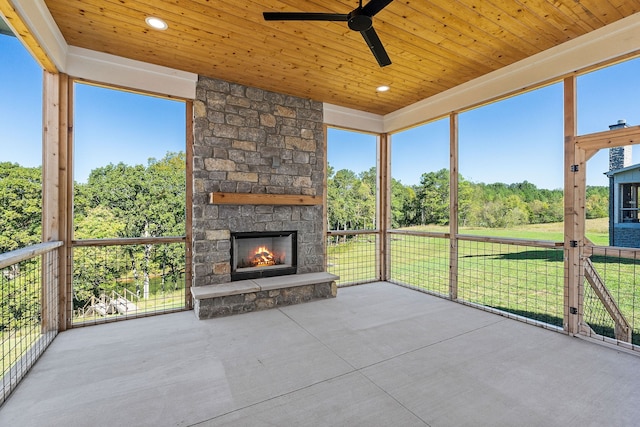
[2,32,639,189]
[330,58,640,189]
[1,35,185,183]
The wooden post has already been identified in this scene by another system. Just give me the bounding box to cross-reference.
[185,100,194,309]
[323,124,329,270]
[42,72,71,331]
[563,76,586,335]
[449,113,459,300]
[63,78,74,330]
[377,133,391,281]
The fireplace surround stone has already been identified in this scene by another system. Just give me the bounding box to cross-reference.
[192,76,326,292]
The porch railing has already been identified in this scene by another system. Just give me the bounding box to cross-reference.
[582,245,639,350]
[326,230,378,286]
[0,241,62,404]
[71,237,189,326]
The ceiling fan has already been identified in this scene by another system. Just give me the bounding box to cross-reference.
[263,0,394,67]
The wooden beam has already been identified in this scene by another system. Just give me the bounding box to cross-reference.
[323,124,329,272]
[209,192,323,206]
[449,113,459,301]
[575,125,640,151]
[42,71,63,332]
[63,77,74,331]
[563,76,577,335]
[563,76,585,336]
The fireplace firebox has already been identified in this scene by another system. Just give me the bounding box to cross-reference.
[230,231,297,281]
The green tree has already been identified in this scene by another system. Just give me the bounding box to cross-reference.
[586,186,609,219]
[0,162,41,253]
[73,152,186,300]
[391,179,417,228]
[415,169,450,225]
[73,206,127,308]
[0,163,42,331]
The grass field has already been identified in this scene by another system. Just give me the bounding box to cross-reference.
[327,218,639,345]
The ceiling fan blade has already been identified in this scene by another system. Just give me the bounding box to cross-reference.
[360,27,391,67]
[361,0,394,17]
[263,12,349,21]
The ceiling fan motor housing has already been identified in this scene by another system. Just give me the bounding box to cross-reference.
[347,10,373,31]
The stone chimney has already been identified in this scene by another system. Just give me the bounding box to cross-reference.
[609,119,631,171]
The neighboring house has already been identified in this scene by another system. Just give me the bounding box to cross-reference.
[606,120,640,248]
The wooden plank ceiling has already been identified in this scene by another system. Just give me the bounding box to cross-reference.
[43,0,640,115]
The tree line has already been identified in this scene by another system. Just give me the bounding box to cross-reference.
[1,158,609,329]
[1,153,186,330]
[327,166,609,230]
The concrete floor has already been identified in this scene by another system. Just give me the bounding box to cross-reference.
[1,282,639,426]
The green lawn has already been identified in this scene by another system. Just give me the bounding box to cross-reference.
[328,218,639,344]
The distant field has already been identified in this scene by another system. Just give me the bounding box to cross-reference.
[327,217,639,344]
[398,217,610,246]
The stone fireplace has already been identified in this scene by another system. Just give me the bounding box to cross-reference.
[192,76,326,290]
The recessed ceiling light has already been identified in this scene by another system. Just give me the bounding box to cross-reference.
[376,85,390,92]
[145,16,168,30]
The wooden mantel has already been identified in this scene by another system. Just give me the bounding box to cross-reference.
[209,192,323,206]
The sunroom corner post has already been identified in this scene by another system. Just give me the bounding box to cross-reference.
[42,71,71,332]
[377,133,391,281]
[322,124,329,273]
[449,113,459,300]
[563,76,586,336]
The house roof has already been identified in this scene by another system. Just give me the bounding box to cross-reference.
[606,163,640,177]
[2,1,640,125]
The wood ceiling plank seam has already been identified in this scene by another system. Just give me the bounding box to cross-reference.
[449,0,560,53]
[78,0,463,88]
[281,0,516,68]
[45,0,548,113]
[416,1,560,53]
[164,0,510,83]
[580,0,626,23]
[47,4,436,92]
[538,1,599,34]
[371,13,512,70]
[56,26,416,113]
[609,0,640,16]
[61,0,366,61]
[515,0,590,38]
[425,0,551,56]
[552,1,605,30]
[43,0,640,115]
[262,0,511,75]
[211,0,500,83]
[481,0,577,44]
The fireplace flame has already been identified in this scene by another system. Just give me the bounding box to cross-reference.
[252,246,277,267]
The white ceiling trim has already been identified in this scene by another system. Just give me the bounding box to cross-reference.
[67,47,197,100]
[323,103,384,133]
[12,0,197,99]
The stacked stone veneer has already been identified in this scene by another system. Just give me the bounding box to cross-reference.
[192,76,325,287]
